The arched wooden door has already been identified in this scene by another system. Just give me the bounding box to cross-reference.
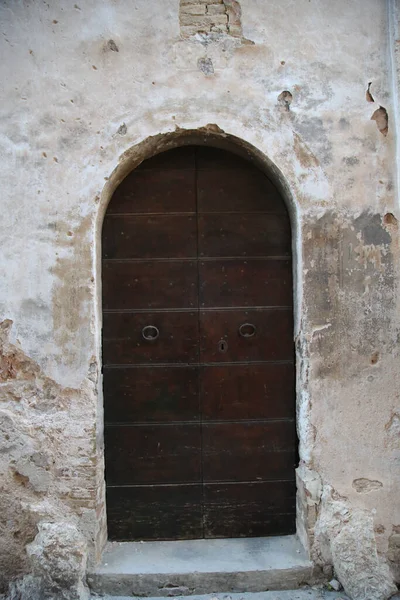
[102,146,296,540]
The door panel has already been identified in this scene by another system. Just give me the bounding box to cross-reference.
[198,214,291,257]
[202,421,296,482]
[199,259,293,308]
[197,169,286,214]
[105,424,202,485]
[199,309,293,363]
[103,215,197,259]
[103,311,199,365]
[204,481,296,538]
[104,366,199,423]
[102,261,198,310]
[108,170,196,214]
[107,484,203,541]
[200,363,295,421]
[196,146,254,170]
[139,146,197,171]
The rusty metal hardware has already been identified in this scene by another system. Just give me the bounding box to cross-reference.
[239,323,256,338]
[142,325,160,341]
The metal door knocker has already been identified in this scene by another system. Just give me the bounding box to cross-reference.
[239,323,256,338]
[142,325,160,341]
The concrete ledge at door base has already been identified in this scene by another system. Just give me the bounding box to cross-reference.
[88,536,324,597]
[94,592,349,600]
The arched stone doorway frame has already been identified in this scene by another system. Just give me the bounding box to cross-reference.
[94,124,326,561]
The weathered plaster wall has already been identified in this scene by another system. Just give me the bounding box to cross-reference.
[0,1,399,599]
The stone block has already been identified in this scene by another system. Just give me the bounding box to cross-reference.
[7,575,43,600]
[206,4,227,14]
[211,25,228,33]
[228,24,242,37]
[181,4,207,15]
[180,14,228,27]
[180,0,213,5]
[27,522,90,600]
[180,25,202,37]
[315,488,397,600]
[331,513,397,600]
[224,0,242,25]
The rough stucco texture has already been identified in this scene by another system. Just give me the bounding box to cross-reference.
[0,0,399,598]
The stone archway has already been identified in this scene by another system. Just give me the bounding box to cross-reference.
[96,126,306,551]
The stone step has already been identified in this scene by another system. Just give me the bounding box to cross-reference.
[92,591,349,600]
[88,535,326,597]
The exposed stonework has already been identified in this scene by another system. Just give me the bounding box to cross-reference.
[7,522,90,600]
[388,527,400,582]
[296,465,323,556]
[0,319,105,593]
[313,488,397,600]
[179,0,250,42]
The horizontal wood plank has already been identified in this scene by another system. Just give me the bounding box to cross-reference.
[198,214,291,257]
[202,421,296,482]
[200,308,294,363]
[199,259,293,308]
[103,311,199,365]
[104,366,199,423]
[105,424,202,485]
[102,261,198,310]
[196,146,253,170]
[108,169,196,214]
[197,168,286,213]
[103,215,197,259]
[106,484,203,540]
[204,480,296,537]
[136,146,196,171]
[200,363,295,421]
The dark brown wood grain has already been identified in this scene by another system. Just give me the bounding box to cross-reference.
[199,259,293,308]
[204,481,295,538]
[196,146,253,170]
[200,308,294,363]
[103,311,199,365]
[107,484,203,541]
[104,367,199,423]
[102,261,198,310]
[204,480,296,538]
[108,169,196,214]
[202,421,296,482]
[102,145,296,541]
[103,215,197,259]
[200,363,295,421]
[137,146,196,171]
[197,169,286,213]
[198,214,291,258]
[105,424,202,485]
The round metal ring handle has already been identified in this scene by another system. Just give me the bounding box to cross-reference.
[239,323,256,338]
[142,325,160,341]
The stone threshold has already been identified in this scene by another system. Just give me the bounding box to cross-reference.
[88,535,324,597]
[93,593,349,600]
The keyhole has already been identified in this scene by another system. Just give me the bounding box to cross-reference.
[218,339,228,353]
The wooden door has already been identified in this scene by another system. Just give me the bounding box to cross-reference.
[102,146,296,540]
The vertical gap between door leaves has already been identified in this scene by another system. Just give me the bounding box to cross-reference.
[194,147,205,539]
